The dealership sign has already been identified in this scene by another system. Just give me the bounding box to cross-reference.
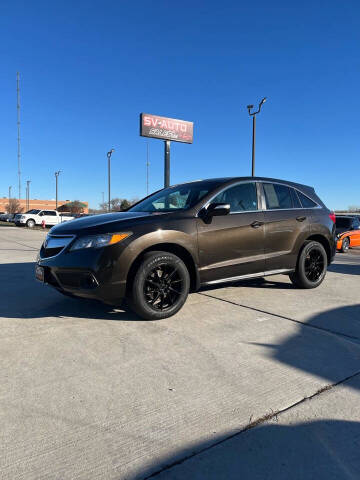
[140,113,193,144]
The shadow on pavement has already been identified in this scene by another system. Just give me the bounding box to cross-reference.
[328,262,360,275]
[132,419,360,479]
[0,262,140,321]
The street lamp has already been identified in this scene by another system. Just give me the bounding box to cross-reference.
[107,149,114,212]
[8,186,12,201]
[26,180,31,211]
[55,171,61,210]
[247,97,267,176]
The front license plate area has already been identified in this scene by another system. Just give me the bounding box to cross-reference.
[35,265,45,283]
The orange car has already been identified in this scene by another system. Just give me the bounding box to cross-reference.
[336,216,360,252]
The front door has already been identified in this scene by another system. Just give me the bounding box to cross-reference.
[196,182,265,284]
[42,210,58,225]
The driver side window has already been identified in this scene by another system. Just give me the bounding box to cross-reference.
[212,182,258,213]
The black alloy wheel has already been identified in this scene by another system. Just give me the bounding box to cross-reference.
[129,251,190,320]
[144,263,183,311]
[304,247,325,282]
[289,240,327,289]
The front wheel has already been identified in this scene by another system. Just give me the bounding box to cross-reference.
[26,219,35,228]
[128,251,190,320]
[341,237,350,253]
[289,241,327,289]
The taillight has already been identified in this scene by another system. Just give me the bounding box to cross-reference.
[329,212,336,223]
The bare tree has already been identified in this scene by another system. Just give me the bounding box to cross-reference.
[348,205,360,212]
[5,198,23,214]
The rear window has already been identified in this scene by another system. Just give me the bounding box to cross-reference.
[336,217,351,228]
[297,191,318,208]
[263,183,292,210]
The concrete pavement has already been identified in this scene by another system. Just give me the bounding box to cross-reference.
[0,226,359,479]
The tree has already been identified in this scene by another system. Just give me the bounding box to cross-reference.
[98,197,136,212]
[5,198,23,214]
[120,199,131,211]
[58,200,86,215]
[348,205,360,212]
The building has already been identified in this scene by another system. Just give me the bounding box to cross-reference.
[0,198,89,214]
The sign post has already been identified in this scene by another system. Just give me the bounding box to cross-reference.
[140,113,193,188]
[164,140,170,188]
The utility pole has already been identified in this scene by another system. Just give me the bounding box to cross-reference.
[17,72,21,200]
[146,141,150,195]
[55,171,61,210]
[107,149,114,212]
[9,186,12,201]
[247,97,267,177]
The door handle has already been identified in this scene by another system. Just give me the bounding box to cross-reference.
[251,221,264,228]
[296,216,307,222]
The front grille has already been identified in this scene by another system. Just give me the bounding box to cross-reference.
[39,234,75,259]
[40,246,64,258]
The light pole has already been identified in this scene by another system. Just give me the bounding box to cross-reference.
[55,171,61,210]
[107,149,114,212]
[26,180,31,211]
[8,186,12,202]
[247,97,267,177]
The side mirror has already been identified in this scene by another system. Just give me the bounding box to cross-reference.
[207,202,231,217]
[199,202,230,223]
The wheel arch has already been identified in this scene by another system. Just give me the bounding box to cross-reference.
[305,234,332,264]
[126,242,200,296]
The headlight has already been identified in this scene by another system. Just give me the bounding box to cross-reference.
[70,233,131,251]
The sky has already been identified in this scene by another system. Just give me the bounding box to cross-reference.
[0,0,359,210]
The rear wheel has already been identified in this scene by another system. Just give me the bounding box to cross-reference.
[128,251,190,320]
[289,241,327,289]
[341,237,350,253]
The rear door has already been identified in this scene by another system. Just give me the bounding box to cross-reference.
[261,182,310,271]
[196,181,265,284]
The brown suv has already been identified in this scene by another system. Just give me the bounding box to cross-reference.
[36,177,336,319]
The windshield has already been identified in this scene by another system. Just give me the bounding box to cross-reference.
[336,217,351,228]
[129,181,222,213]
[25,209,40,214]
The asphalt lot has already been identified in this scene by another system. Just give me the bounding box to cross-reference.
[1,226,360,479]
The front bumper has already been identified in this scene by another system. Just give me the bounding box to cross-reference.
[37,245,127,306]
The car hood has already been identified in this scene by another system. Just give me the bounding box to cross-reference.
[49,211,167,235]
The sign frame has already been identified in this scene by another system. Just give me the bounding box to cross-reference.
[140,113,193,144]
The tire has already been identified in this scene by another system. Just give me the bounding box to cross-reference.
[26,219,35,228]
[289,240,327,289]
[341,237,350,253]
[128,251,190,320]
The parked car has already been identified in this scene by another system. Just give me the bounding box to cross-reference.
[335,216,360,252]
[1,213,18,222]
[35,177,336,320]
[15,209,75,228]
